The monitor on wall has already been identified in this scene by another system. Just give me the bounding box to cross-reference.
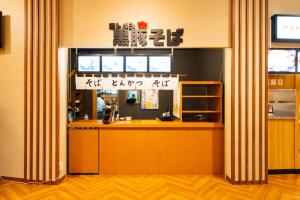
[149,56,171,73]
[102,56,124,72]
[272,14,300,42]
[268,49,296,72]
[125,56,148,72]
[77,55,101,73]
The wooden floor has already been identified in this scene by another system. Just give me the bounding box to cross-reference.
[0,175,300,200]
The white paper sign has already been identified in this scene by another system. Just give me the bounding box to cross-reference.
[75,75,179,90]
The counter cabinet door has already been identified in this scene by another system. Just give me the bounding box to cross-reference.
[68,128,99,174]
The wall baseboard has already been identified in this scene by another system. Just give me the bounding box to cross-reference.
[226,175,266,185]
[268,169,300,174]
[1,175,66,185]
[1,176,25,182]
[43,175,66,185]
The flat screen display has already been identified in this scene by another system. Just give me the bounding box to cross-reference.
[102,56,124,72]
[97,89,118,95]
[149,56,171,72]
[276,16,300,40]
[125,56,147,72]
[77,55,100,72]
[268,49,296,72]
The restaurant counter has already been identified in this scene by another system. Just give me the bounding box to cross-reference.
[67,119,224,128]
[67,120,224,175]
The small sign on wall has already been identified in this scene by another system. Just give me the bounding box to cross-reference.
[141,90,159,110]
[269,78,284,86]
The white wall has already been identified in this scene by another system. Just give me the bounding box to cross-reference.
[224,48,232,178]
[0,0,24,178]
[59,0,231,48]
[58,48,68,177]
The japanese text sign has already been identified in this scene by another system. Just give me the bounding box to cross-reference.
[109,22,184,47]
[76,75,179,90]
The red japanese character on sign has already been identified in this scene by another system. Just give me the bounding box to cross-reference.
[138,21,148,29]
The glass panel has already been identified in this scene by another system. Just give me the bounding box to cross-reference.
[125,56,147,72]
[78,56,100,72]
[149,56,171,72]
[102,56,124,72]
[268,49,296,72]
[268,89,296,119]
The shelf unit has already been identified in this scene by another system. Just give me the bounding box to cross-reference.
[180,81,223,123]
[182,95,222,98]
[182,110,221,113]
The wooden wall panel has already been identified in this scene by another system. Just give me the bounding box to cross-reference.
[24,0,60,183]
[99,128,224,175]
[268,74,295,89]
[295,75,300,169]
[227,0,268,184]
[268,119,295,169]
[68,129,99,174]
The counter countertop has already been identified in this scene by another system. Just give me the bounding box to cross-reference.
[268,117,295,120]
[67,120,224,128]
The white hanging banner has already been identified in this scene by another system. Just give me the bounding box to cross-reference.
[75,74,179,90]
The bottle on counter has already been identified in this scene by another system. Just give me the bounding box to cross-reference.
[83,114,89,120]
[68,111,74,122]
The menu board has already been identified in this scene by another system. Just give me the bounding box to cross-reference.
[149,56,171,72]
[268,49,296,72]
[141,90,159,109]
[102,56,124,72]
[78,56,100,72]
[126,56,147,72]
[276,16,300,40]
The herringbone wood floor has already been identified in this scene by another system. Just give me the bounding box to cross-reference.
[0,175,299,200]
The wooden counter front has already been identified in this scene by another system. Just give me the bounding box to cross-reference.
[268,119,295,170]
[67,120,224,175]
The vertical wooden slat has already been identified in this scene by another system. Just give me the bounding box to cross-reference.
[49,0,53,181]
[252,0,256,184]
[29,0,34,182]
[264,0,269,184]
[231,0,236,182]
[238,0,242,184]
[36,0,40,182]
[24,0,28,183]
[245,0,249,184]
[55,0,60,179]
[259,0,263,184]
[43,0,47,182]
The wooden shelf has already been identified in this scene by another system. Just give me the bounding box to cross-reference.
[179,81,223,123]
[182,110,221,114]
[182,95,221,98]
